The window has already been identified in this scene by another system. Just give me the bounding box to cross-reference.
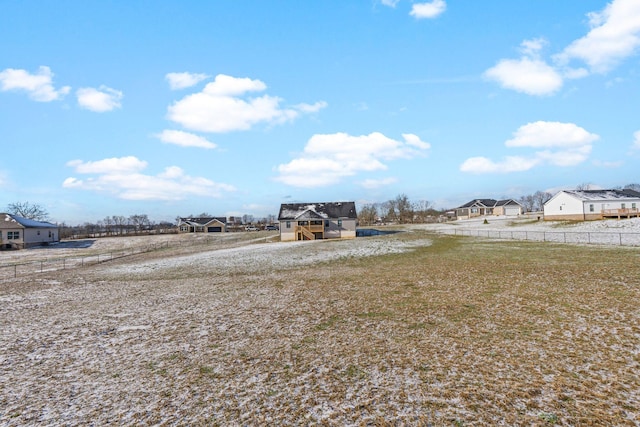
[325,220,329,228]
[621,203,626,209]
[286,221,291,228]
[37,230,41,235]
[633,203,637,209]
[559,206,562,211]
[8,231,19,240]
[589,204,594,212]
[337,219,342,227]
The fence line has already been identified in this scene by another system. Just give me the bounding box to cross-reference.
[0,234,268,280]
[438,228,640,247]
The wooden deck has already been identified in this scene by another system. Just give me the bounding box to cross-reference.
[602,208,640,219]
[295,224,324,240]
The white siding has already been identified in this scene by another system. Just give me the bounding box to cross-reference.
[544,192,585,217]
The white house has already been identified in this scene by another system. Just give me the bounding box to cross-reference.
[278,202,357,241]
[0,213,59,249]
[543,189,640,221]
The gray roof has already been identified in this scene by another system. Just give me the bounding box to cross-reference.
[179,217,227,226]
[278,202,357,220]
[562,189,640,201]
[457,199,521,209]
[1,213,58,228]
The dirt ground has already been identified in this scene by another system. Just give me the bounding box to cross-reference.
[1,228,639,425]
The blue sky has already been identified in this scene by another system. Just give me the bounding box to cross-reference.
[1,0,639,224]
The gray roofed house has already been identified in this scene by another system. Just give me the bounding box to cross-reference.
[0,213,59,249]
[178,216,227,233]
[543,189,640,221]
[278,202,357,241]
[455,199,523,219]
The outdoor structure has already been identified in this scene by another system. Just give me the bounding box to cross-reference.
[455,199,523,219]
[0,213,59,249]
[177,217,227,233]
[278,202,357,241]
[543,189,640,221]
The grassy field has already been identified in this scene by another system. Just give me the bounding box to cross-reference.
[1,230,639,425]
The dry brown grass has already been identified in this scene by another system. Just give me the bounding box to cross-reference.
[1,231,639,425]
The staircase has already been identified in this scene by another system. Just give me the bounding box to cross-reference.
[298,226,316,240]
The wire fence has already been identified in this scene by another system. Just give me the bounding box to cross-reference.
[439,228,640,247]
[0,233,277,280]
[0,241,172,279]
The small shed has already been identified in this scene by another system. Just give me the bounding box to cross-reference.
[0,213,59,249]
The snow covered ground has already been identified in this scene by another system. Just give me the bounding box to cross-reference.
[414,216,640,246]
[1,223,639,424]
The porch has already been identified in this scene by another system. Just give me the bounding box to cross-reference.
[295,221,324,240]
[602,208,640,219]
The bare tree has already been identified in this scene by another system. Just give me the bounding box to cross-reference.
[624,183,640,192]
[129,214,150,234]
[532,191,553,211]
[395,194,413,224]
[518,195,535,213]
[381,200,397,223]
[575,183,593,191]
[6,201,49,221]
[412,199,434,223]
[112,215,127,235]
[103,216,114,236]
[358,204,378,226]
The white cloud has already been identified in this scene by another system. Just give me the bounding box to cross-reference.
[592,159,624,168]
[156,129,217,149]
[165,72,209,90]
[380,0,399,7]
[360,177,398,189]
[558,0,640,73]
[66,156,147,174]
[632,130,640,150]
[64,156,235,201]
[0,66,70,102]
[484,57,563,96]
[460,156,541,174]
[460,121,598,173]
[505,121,600,148]
[294,101,328,113]
[274,132,430,187]
[402,133,431,150]
[535,145,593,167]
[167,74,326,133]
[410,0,446,19]
[76,86,123,112]
[487,1,640,96]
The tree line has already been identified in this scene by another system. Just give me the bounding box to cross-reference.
[357,194,441,225]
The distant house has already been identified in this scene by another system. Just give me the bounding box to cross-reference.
[0,213,59,249]
[178,217,227,233]
[543,189,640,221]
[278,202,357,241]
[455,199,523,219]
